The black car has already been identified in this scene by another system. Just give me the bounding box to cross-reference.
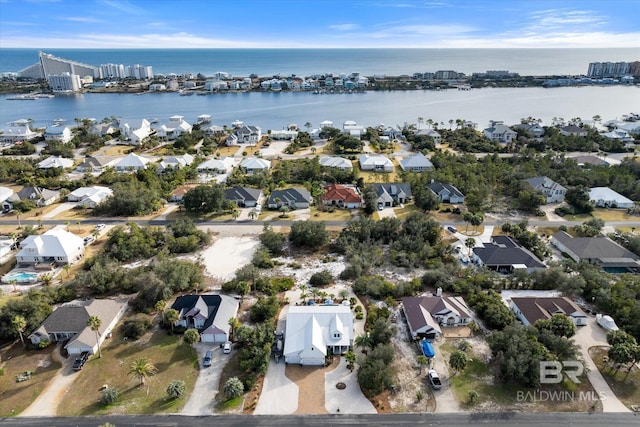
[72,352,90,371]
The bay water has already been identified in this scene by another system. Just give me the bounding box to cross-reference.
[1,86,638,132]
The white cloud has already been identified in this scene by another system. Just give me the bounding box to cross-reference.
[59,16,104,23]
[0,32,322,49]
[329,23,360,31]
[98,0,145,15]
[526,9,605,31]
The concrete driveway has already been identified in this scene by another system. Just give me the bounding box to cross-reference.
[19,344,77,417]
[324,357,376,414]
[432,338,462,413]
[181,343,229,415]
[574,316,630,413]
[377,207,396,219]
[254,360,299,414]
[42,202,76,219]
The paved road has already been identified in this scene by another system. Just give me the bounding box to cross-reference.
[3,217,640,229]
[2,412,637,426]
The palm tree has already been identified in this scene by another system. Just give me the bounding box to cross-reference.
[304,121,312,132]
[339,289,349,302]
[155,300,167,314]
[279,205,289,218]
[12,315,27,347]
[40,273,52,286]
[63,264,71,278]
[231,204,240,221]
[248,209,258,220]
[228,317,241,340]
[128,358,158,386]
[355,333,372,352]
[87,315,103,358]
[76,221,81,232]
[15,209,23,228]
[465,238,476,256]
[164,308,179,334]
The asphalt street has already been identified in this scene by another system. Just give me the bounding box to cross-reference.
[1,412,637,427]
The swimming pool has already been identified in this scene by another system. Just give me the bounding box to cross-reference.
[2,271,39,283]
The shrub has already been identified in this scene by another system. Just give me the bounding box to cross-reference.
[166,380,186,399]
[309,270,334,287]
[252,247,274,269]
[120,315,153,340]
[101,387,118,405]
[223,377,245,399]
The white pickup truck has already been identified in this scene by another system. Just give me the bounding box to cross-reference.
[428,369,442,390]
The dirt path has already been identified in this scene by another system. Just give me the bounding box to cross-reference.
[19,345,77,417]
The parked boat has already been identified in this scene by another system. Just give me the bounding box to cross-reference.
[421,339,435,358]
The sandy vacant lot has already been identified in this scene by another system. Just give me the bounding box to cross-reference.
[196,235,260,281]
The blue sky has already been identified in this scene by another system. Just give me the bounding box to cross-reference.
[1,0,639,48]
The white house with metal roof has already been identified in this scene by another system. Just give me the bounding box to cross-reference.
[284,305,354,366]
[197,157,235,174]
[400,152,434,172]
[589,187,634,209]
[524,176,567,204]
[114,153,151,172]
[119,118,152,145]
[156,115,192,140]
[44,125,73,143]
[240,157,271,174]
[358,154,394,172]
[319,156,353,171]
[16,226,85,267]
[37,156,74,170]
[67,186,113,208]
[0,119,41,144]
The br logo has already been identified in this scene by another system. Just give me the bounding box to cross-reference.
[540,361,584,384]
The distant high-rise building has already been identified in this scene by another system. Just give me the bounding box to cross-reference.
[587,61,633,78]
[47,72,82,92]
[100,63,126,79]
[18,51,100,80]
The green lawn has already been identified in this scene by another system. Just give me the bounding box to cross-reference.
[394,204,420,220]
[590,346,640,410]
[310,207,353,221]
[57,325,198,416]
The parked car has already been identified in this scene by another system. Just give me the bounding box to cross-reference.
[95,223,106,231]
[428,369,442,390]
[203,350,213,367]
[447,226,457,233]
[72,352,90,371]
[223,341,232,354]
[83,236,95,246]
